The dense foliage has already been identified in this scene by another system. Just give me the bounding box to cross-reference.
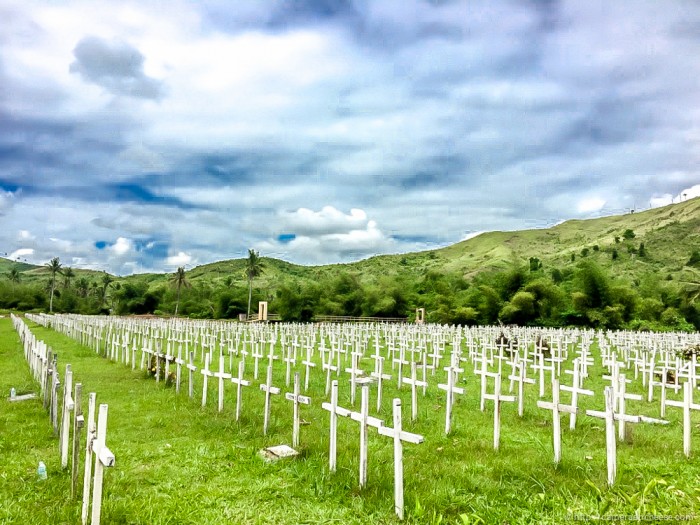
[2,257,699,331]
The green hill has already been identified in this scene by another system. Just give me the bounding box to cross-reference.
[2,197,700,327]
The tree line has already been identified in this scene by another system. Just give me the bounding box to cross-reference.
[2,252,700,332]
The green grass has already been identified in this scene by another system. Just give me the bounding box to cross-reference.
[2,316,700,524]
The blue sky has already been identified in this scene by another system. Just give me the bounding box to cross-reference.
[1,0,699,274]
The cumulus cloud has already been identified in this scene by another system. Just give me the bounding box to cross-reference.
[258,206,395,264]
[69,35,164,99]
[166,251,193,267]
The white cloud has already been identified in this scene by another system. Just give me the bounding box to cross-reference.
[9,248,34,260]
[576,197,606,214]
[166,251,193,267]
[282,206,368,236]
[109,237,133,256]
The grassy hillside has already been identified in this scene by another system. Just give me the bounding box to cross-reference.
[2,197,700,299]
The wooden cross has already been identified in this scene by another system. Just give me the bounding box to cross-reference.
[186,351,197,399]
[345,351,365,406]
[230,360,250,421]
[82,399,115,525]
[200,353,214,408]
[60,364,75,468]
[370,355,391,413]
[664,381,700,457]
[284,372,311,448]
[438,363,465,435]
[71,383,84,499]
[349,384,384,488]
[213,354,232,413]
[537,379,577,464]
[401,361,427,421]
[322,380,352,472]
[483,373,516,450]
[530,352,555,398]
[377,399,424,520]
[301,345,316,392]
[651,367,681,417]
[260,365,281,435]
[586,387,668,485]
[508,357,535,417]
[615,374,642,441]
[474,348,496,411]
[560,358,594,430]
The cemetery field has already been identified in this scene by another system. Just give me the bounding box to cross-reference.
[2,316,700,524]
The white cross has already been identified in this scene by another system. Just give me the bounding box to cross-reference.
[213,354,232,413]
[186,351,197,399]
[508,357,535,417]
[664,381,700,457]
[349,384,384,488]
[560,358,594,430]
[401,361,428,421]
[537,379,577,464]
[438,363,465,435]
[482,373,516,450]
[200,353,214,408]
[260,365,281,435]
[370,355,391,413]
[322,380,352,472]
[377,399,424,520]
[285,372,311,448]
[345,351,365,406]
[230,360,250,421]
[586,387,668,486]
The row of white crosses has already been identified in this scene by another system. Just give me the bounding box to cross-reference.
[322,380,424,520]
[13,315,116,525]
[39,315,700,483]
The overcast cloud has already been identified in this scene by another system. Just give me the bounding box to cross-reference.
[1,0,699,274]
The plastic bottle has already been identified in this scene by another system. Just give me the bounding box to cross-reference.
[37,461,47,480]
[10,387,16,399]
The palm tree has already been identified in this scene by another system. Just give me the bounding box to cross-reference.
[63,267,75,289]
[244,249,264,319]
[76,277,90,298]
[7,268,20,291]
[46,257,62,313]
[100,274,113,307]
[170,266,191,316]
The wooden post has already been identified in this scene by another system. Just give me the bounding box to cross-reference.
[71,383,84,499]
[60,364,74,468]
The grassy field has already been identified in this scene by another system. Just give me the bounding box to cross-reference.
[2,316,700,524]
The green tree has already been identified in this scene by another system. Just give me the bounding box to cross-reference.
[46,257,62,313]
[170,266,191,316]
[100,274,113,307]
[623,229,635,240]
[63,267,75,289]
[244,249,264,319]
[7,268,21,290]
[611,248,619,260]
[638,242,646,257]
[76,278,90,298]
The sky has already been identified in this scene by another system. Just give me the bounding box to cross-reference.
[1,0,700,275]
